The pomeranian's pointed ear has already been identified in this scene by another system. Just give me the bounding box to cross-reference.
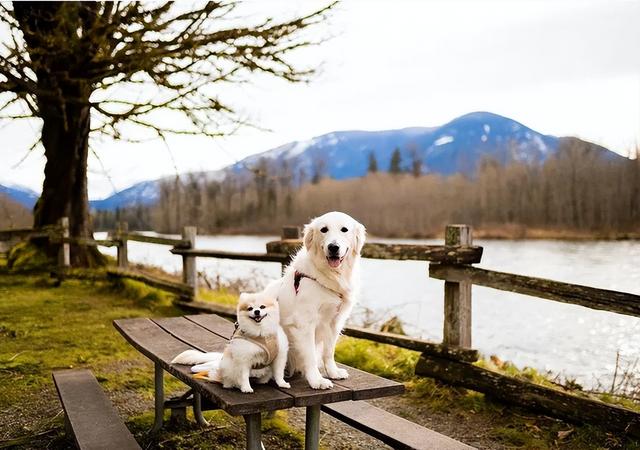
[303,224,315,251]
[354,222,366,255]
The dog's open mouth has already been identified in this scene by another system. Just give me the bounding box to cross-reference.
[251,314,266,323]
[326,255,344,268]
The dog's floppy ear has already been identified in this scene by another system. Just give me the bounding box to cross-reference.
[353,222,366,255]
[303,223,315,251]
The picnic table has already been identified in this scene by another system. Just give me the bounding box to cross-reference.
[114,314,405,450]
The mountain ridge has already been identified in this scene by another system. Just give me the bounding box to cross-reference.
[1,112,622,211]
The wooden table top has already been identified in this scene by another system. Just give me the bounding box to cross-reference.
[114,314,405,416]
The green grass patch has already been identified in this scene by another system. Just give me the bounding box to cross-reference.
[6,241,53,270]
[197,287,238,307]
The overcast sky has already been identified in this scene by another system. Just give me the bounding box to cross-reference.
[2,0,640,199]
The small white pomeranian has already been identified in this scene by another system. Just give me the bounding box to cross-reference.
[171,292,290,393]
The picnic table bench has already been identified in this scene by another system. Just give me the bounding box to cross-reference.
[112,313,475,449]
[114,313,406,449]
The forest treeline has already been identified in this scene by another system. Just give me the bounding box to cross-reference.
[93,138,640,238]
[0,195,31,229]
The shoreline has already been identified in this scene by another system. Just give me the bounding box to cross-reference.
[94,227,640,241]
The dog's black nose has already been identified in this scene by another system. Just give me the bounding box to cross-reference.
[328,243,340,255]
[253,309,260,316]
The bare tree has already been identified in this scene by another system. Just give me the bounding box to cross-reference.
[0,1,334,265]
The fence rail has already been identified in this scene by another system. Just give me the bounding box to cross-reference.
[266,241,483,264]
[3,217,640,434]
[430,264,640,318]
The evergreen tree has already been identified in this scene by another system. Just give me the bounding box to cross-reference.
[368,151,378,173]
[389,148,403,174]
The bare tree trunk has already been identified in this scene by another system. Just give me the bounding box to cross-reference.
[33,99,105,266]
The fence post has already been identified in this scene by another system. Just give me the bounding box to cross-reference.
[280,226,300,274]
[58,217,70,269]
[182,226,197,301]
[442,224,472,348]
[116,222,129,269]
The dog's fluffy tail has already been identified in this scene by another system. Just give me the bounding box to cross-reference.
[171,350,223,366]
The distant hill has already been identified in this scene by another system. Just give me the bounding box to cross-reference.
[89,180,160,211]
[0,193,31,229]
[2,112,622,211]
[0,183,39,209]
[235,111,560,179]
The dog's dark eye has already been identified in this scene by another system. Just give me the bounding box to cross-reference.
[259,305,265,309]
[341,227,348,232]
[320,227,328,233]
[247,306,253,311]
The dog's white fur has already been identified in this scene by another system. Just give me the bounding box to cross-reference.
[171,292,290,393]
[262,211,366,389]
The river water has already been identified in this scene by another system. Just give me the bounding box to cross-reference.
[96,233,640,388]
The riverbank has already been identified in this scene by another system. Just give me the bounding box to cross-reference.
[93,225,640,241]
[1,264,639,449]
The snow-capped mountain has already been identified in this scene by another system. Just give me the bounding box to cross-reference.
[89,180,160,211]
[2,112,620,211]
[232,111,560,179]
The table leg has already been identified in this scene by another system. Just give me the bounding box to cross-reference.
[244,413,262,450]
[151,362,164,433]
[305,404,321,450]
[193,391,209,426]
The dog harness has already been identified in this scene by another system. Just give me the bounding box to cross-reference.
[294,270,344,299]
[231,324,278,369]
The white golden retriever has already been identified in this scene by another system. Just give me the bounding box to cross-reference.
[171,292,290,393]
[262,211,366,389]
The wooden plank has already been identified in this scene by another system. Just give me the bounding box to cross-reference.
[52,369,141,450]
[283,373,352,407]
[0,228,50,241]
[333,364,404,401]
[116,222,128,268]
[106,268,193,296]
[430,264,640,318]
[266,240,483,264]
[185,313,237,339]
[342,326,478,363]
[151,316,228,352]
[123,233,189,247]
[61,237,119,247]
[171,248,290,263]
[181,226,198,300]
[322,400,475,450]
[443,225,472,348]
[113,318,294,415]
[415,353,640,437]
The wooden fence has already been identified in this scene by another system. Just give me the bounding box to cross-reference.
[2,219,640,436]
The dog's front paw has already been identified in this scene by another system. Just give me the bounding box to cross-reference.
[327,367,349,380]
[276,380,291,389]
[308,377,333,390]
[240,385,254,394]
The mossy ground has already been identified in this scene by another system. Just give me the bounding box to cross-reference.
[0,262,638,449]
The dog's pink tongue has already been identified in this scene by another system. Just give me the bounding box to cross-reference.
[328,257,341,268]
